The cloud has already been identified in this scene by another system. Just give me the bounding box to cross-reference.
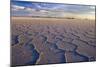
[31,3,95,15]
[11,1,95,19]
[11,4,36,16]
[25,7,36,12]
[11,5,25,11]
[90,6,95,9]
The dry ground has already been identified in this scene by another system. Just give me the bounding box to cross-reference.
[11,17,96,66]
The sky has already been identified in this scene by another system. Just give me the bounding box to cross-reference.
[11,1,95,19]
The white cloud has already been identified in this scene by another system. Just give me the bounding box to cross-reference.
[25,7,36,12]
[11,5,25,11]
[11,4,36,12]
[90,6,95,9]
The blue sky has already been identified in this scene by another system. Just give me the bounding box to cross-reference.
[11,1,95,19]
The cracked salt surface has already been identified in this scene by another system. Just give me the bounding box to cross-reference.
[11,17,96,66]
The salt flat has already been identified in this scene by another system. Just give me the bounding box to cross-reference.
[11,17,96,66]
